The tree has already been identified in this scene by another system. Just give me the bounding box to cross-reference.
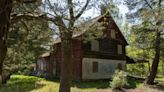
[125,0,164,84]
[144,0,164,84]
[5,19,53,74]
[0,0,45,84]
[42,0,120,91]
[42,0,92,91]
[0,0,13,84]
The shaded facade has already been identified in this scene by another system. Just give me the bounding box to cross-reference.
[36,13,130,80]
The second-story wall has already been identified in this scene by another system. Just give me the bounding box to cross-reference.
[82,15,127,57]
[82,38,126,57]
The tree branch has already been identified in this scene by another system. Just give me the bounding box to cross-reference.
[11,13,69,32]
[16,0,37,3]
[158,0,162,8]
[75,0,90,19]
[68,0,74,20]
[11,13,54,24]
[21,21,30,32]
[160,30,164,35]
[46,0,59,16]
[144,0,153,9]
[143,28,156,33]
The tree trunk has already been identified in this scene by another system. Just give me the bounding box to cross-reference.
[146,31,161,84]
[0,40,7,84]
[0,0,12,84]
[59,32,73,92]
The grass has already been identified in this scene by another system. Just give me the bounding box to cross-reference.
[0,75,163,92]
[126,78,144,89]
[156,76,164,83]
[0,75,110,92]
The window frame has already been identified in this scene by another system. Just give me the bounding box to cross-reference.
[91,40,99,51]
[92,61,99,73]
[111,29,116,39]
[117,44,123,54]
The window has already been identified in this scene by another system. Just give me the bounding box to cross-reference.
[111,29,116,39]
[91,40,99,51]
[40,61,44,71]
[92,62,98,73]
[117,45,122,54]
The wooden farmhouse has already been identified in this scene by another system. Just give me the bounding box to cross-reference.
[36,10,134,80]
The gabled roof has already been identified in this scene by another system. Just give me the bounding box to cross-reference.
[53,16,103,44]
[53,13,128,45]
[108,15,128,45]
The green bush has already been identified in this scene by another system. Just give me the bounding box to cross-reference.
[110,70,128,89]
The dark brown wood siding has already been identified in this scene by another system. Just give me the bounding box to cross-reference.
[72,39,83,80]
[38,15,128,80]
[82,38,126,57]
[99,38,117,55]
[53,39,83,80]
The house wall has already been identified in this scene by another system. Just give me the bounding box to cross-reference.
[101,16,127,45]
[82,38,126,57]
[54,44,62,77]
[82,58,126,80]
[37,15,128,80]
[36,58,48,76]
[72,39,83,80]
[53,39,83,80]
[36,59,42,74]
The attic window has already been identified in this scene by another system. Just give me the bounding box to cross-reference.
[91,40,99,51]
[111,29,116,39]
[92,62,98,73]
[117,45,122,54]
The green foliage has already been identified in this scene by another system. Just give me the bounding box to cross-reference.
[125,0,164,77]
[0,75,109,92]
[5,19,54,74]
[127,63,149,77]
[126,21,164,76]
[0,0,54,75]
[1,75,164,92]
[0,75,45,92]
[81,21,104,42]
[126,77,144,89]
[110,70,128,89]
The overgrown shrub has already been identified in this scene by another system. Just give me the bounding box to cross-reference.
[110,70,128,89]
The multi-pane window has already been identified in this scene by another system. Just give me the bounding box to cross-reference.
[91,40,99,51]
[111,29,116,39]
[40,61,44,71]
[92,62,99,73]
[117,44,122,54]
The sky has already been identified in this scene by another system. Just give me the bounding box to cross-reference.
[43,0,130,38]
[80,1,129,28]
[44,0,129,18]
[81,1,129,18]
